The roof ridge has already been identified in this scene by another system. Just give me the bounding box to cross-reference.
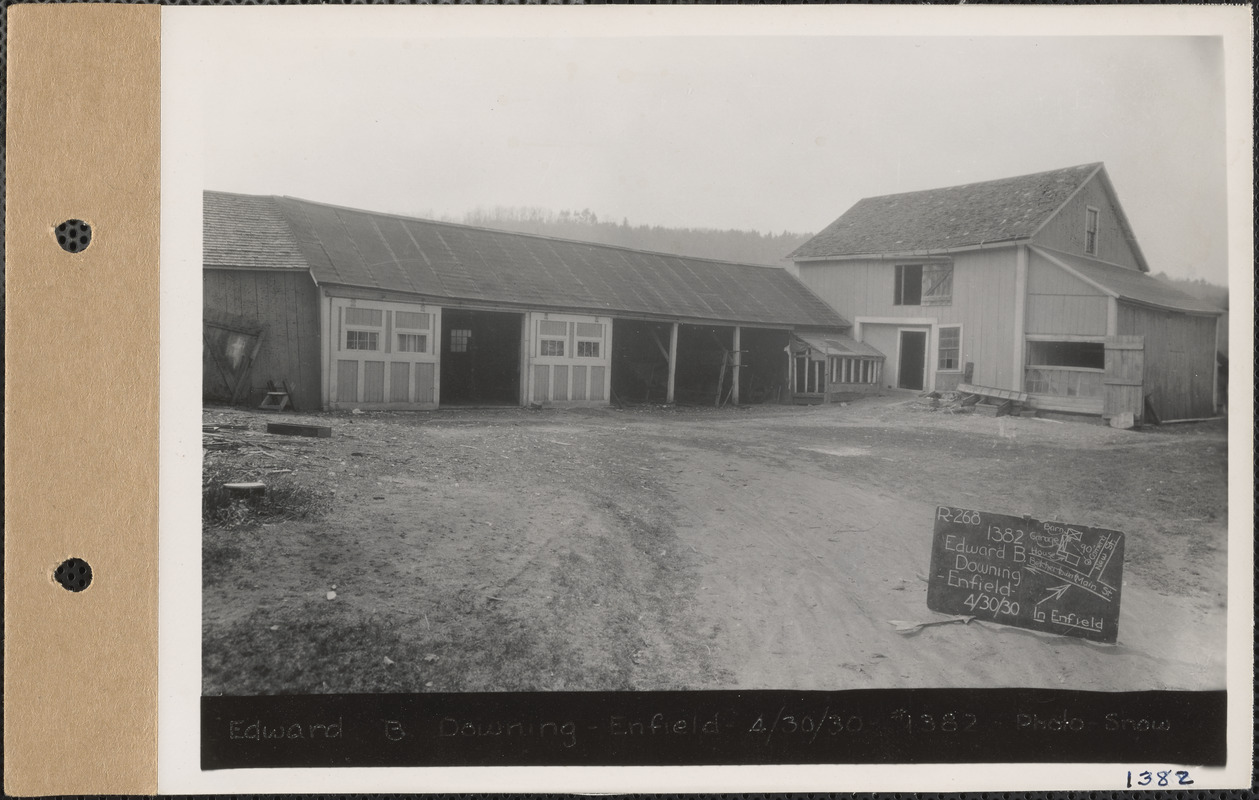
[207,190,793,273]
[856,163,1103,203]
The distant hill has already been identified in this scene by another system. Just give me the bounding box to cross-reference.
[440,206,813,268]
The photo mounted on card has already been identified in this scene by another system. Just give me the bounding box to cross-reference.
[156,5,1254,794]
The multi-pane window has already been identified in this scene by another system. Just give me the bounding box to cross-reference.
[577,341,599,358]
[540,339,565,357]
[397,333,427,353]
[346,330,379,350]
[1085,208,1099,255]
[449,329,471,353]
[937,326,961,371]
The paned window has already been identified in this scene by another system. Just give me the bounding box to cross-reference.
[577,341,600,358]
[449,329,471,353]
[540,339,565,357]
[346,330,379,351]
[397,333,427,353]
[937,326,961,371]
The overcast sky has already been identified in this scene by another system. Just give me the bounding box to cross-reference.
[188,12,1230,283]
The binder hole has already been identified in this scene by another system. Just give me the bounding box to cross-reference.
[54,558,93,592]
[55,219,91,253]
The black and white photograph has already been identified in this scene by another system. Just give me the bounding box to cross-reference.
[158,5,1252,791]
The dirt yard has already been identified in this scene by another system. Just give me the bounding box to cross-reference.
[202,394,1228,695]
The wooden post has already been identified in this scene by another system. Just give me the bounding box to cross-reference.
[666,322,678,404]
[732,326,741,405]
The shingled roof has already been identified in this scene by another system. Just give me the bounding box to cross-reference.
[790,163,1104,259]
[204,191,848,329]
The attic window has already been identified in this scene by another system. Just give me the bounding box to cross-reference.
[1085,207,1100,255]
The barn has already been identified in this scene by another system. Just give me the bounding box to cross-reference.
[203,191,869,411]
[790,163,1224,422]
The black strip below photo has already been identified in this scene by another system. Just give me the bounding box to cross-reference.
[202,688,1225,769]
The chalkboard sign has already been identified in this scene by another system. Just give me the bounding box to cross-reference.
[926,506,1125,643]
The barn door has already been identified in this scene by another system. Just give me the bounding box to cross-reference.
[1103,335,1144,421]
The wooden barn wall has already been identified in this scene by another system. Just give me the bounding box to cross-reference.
[1025,251,1109,336]
[1116,302,1217,420]
[798,247,1018,390]
[1033,176,1142,270]
[203,269,321,409]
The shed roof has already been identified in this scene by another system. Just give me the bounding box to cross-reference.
[204,191,848,329]
[791,163,1104,259]
[1032,247,1224,315]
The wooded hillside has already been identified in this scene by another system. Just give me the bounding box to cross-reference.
[440,206,813,268]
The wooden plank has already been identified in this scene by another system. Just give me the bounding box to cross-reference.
[390,361,410,403]
[666,322,678,404]
[266,422,332,438]
[336,359,358,403]
[415,362,435,404]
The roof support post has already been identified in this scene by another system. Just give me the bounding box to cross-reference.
[666,321,678,405]
[732,326,741,405]
[1011,244,1029,391]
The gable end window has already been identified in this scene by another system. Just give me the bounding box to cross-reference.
[895,263,952,306]
[1085,207,1100,256]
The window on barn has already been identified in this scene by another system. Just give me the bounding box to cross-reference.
[346,330,379,351]
[1085,207,1100,256]
[576,341,599,358]
[1024,340,1104,398]
[397,333,427,353]
[540,339,565,357]
[574,322,603,358]
[922,264,953,305]
[894,264,922,305]
[449,329,471,353]
[937,326,961,371]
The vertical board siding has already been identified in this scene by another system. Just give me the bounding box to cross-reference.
[390,362,410,402]
[572,365,588,401]
[1116,302,1217,419]
[1033,176,1142,270]
[203,269,321,408]
[414,362,435,403]
[552,365,569,401]
[533,365,550,402]
[1025,251,1109,335]
[362,360,385,402]
[798,247,1017,390]
[590,366,606,401]
[336,360,358,403]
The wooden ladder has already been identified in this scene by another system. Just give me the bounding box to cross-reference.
[258,380,291,412]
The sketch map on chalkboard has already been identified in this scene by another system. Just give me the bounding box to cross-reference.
[927,506,1125,643]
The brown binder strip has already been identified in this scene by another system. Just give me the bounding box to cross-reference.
[4,5,161,795]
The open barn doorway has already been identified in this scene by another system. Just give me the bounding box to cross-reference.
[610,319,675,404]
[737,328,791,404]
[440,308,523,406]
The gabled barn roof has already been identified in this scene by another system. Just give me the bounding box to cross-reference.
[1032,247,1224,315]
[204,191,848,329]
[791,163,1108,260]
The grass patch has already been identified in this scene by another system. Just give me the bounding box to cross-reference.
[203,462,330,529]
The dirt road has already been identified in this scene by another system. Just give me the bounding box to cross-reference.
[203,395,1227,694]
